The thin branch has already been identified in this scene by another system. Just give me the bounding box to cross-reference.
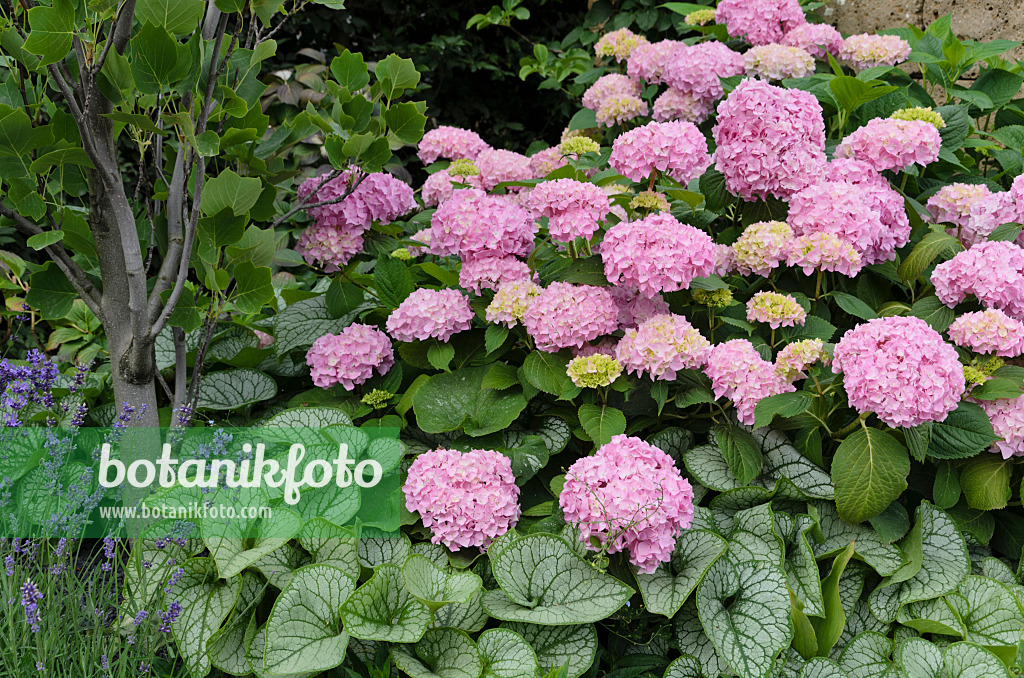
[155,366,174,401]
[270,169,369,229]
[172,326,187,412]
[111,0,136,54]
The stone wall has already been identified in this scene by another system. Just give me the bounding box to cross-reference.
[824,0,1024,62]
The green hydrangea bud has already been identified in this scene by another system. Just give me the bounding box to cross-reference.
[361,389,393,409]
[963,365,988,387]
[890,107,945,130]
[558,137,601,157]
[981,356,1005,376]
[685,8,716,25]
[692,288,734,308]
[566,354,623,389]
[629,191,671,213]
[449,159,480,177]
[391,248,413,261]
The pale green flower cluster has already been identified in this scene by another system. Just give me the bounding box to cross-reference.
[361,389,393,409]
[566,354,623,388]
[629,191,671,213]
[890,107,945,130]
[391,248,413,261]
[449,158,481,176]
[558,136,601,157]
[692,288,734,308]
[685,8,716,25]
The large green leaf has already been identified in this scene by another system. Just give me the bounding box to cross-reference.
[634,529,728,617]
[136,0,204,33]
[202,169,263,216]
[695,559,792,678]
[403,554,482,612]
[166,558,241,678]
[898,637,1011,678]
[674,598,729,677]
[477,629,539,678]
[947,576,1024,647]
[197,369,278,410]
[501,623,597,678]
[375,53,421,101]
[232,262,274,314]
[205,506,302,579]
[413,366,528,437]
[714,423,764,485]
[811,543,856,657]
[375,257,415,309]
[23,0,74,65]
[831,428,909,524]
[869,502,969,623]
[26,261,77,320]
[521,351,579,400]
[927,402,999,460]
[577,403,626,447]
[837,632,897,678]
[483,534,634,624]
[808,502,905,577]
[340,563,432,642]
[263,564,356,674]
[663,655,703,678]
[391,627,482,678]
[208,573,263,675]
[274,295,367,356]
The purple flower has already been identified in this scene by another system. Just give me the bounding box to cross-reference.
[158,601,182,633]
[4,555,13,577]
[20,579,43,632]
[133,610,148,626]
[164,567,184,594]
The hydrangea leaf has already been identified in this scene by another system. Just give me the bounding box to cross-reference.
[434,590,490,633]
[482,534,634,624]
[947,576,1024,646]
[674,598,729,678]
[577,403,626,447]
[837,632,897,678]
[522,350,580,400]
[800,657,850,678]
[477,628,539,678]
[695,558,792,678]
[403,554,483,612]
[263,564,356,674]
[808,501,906,577]
[663,654,702,678]
[501,622,597,678]
[391,627,483,678]
[634,528,728,618]
[339,563,432,642]
[413,366,529,436]
[166,558,242,678]
[831,427,909,524]
[208,573,263,675]
[868,502,969,623]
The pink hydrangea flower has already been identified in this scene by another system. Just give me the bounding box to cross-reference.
[574,337,619,358]
[528,179,611,242]
[603,213,716,296]
[715,0,806,45]
[962,190,1019,247]
[978,396,1024,459]
[485,279,541,327]
[428,188,537,258]
[475,148,533,191]
[559,435,694,574]
[582,74,641,112]
[948,309,1024,357]
[418,126,490,165]
[459,254,534,294]
[743,44,815,80]
[781,22,844,59]
[609,286,671,330]
[422,170,457,207]
[596,95,649,127]
[522,282,618,352]
[705,339,795,425]
[662,42,746,103]
[835,118,941,173]
[732,220,793,276]
[404,448,520,550]
[254,330,274,349]
[932,241,1024,321]
[652,89,714,123]
[529,147,567,177]
[306,324,393,390]
[296,222,365,272]
[713,79,826,200]
[385,288,474,342]
[823,157,888,186]
[627,40,683,84]
[841,34,911,69]
[746,291,807,328]
[714,243,737,276]
[594,27,649,61]
[616,313,712,380]
[775,338,830,381]
[609,120,712,184]
[927,183,992,237]
[786,232,864,277]
[832,316,965,427]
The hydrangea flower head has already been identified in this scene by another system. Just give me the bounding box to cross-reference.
[566,354,623,388]
[662,42,745,103]
[652,89,714,124]
[296,221,365,272]
[582,74,641,112]
[978,396,1024,459]
[529,147,567,177]
[962,190,1019,247]
[932,241,1024,320]
[603,213,716,296]
[596,95,649,127]
[713,79,826,200]
[841,34,911,69]
[628,40,683,84]
[685,8,716,25]
[459,254,533,294]
[486,279,541,327]
[449,159,480,177]
[418,126,490,165]
[705,339,795,425]
[732,220,793,276]
[428,188,537,258]
[559,137,601,157]
[835,118,941,172]
[594,27,649,61]
[781,22,844,59]
[786,232,864,277]
[693,288,734,308]
[610,287,671,330]
[528,179,611,242]
[948,309,1024,357]
[475,148,533,191]
[615,313,712,380]
[404,448,520,550]
[832,316,965,427]
[385,288,474,342]
[629,191,671,213]
[421,170,457,207]
[744,44,815,80]
[890,107,945,129]
[746,291,807,328]
[775,338,830,381]
[306,324,394,390]
[523,283,618,352]
[609,120,712,184]
[715,0,805,45]
[559,435,694,573]
[927,183,992,239]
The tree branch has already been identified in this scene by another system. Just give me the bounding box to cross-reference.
[270,169,365,229]
[112,0,136,54]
